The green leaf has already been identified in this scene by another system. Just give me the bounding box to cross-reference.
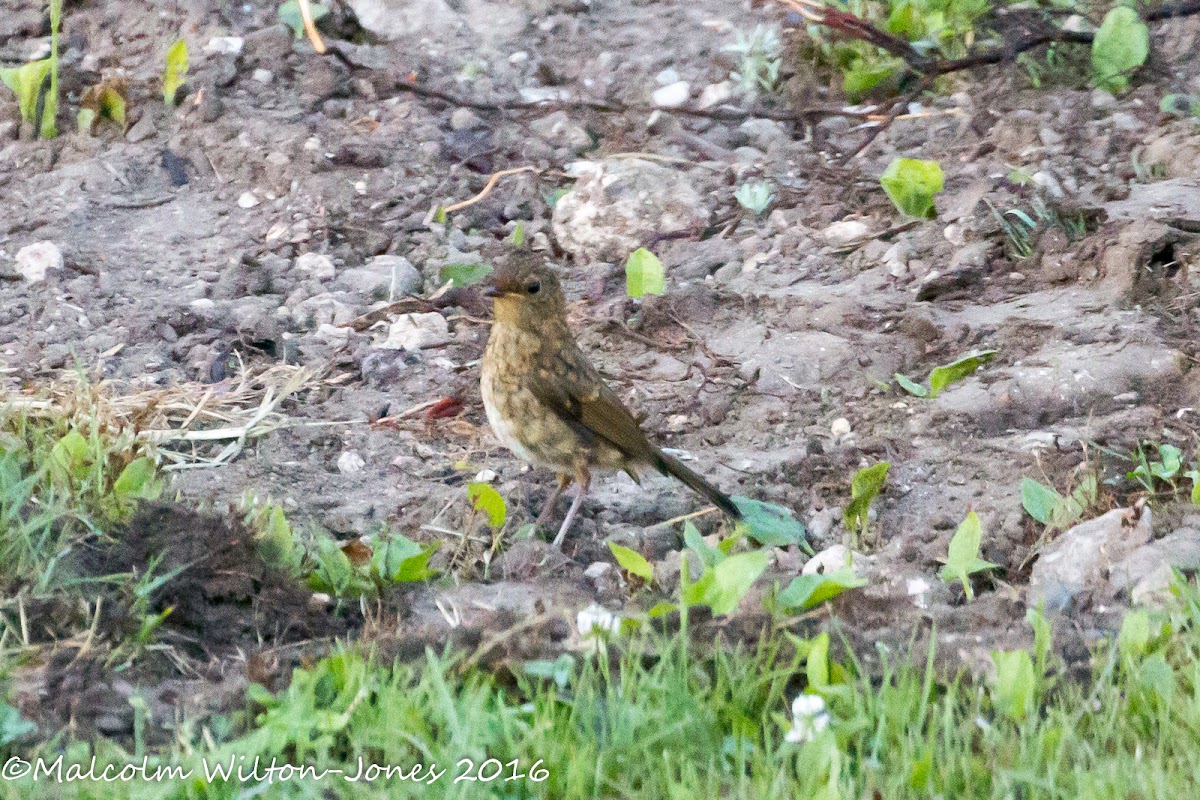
[433,206,448,224]
[1026,604,1052,674]
[928,350,996,397]
[523,654,575,689]
[1151,444,1183,480]
[385,542,439,583]
[255,505,298,571]
[0,702,35,748]
[608,542,654,582]
[625,248,665,299]
[545,187,570,208]
[467,483,506,529]
[683,521,724,567]
[777,566,868,610]
[938,511,998,600]
[894,373,928,397]
[162,39,189,106]
[1160,93,1200,118]
[439,263,493,287]
[1020,478,1061,525]
[698,551,769,615]
[0,59,55,137]
[1092,7,1148,94]
[1118,609,1151,661]
[49,430,88,484]
[991,649,1035,722]
[113,457,162,501]
[806,632,831,689]
[279,0,329,39]
[880,158,943,219]
[510,223,525,247]
[844,462,890,533]
[1188,469,1200,506]
[843,61,896,103]
[1138,652,1175,704]
[731,496,807,548]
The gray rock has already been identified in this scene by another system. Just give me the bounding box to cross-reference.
[344,0,525,42]
[1028,507,1152,612]
[529,111,591,151]
[291,292,356,329]
[335,255,421,299]
[552,159,709,261]
[125,114,156,143]
[1109,527,1200,604]
[242,24,292,67]
[375,312,450,351]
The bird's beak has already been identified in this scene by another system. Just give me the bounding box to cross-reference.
[483,284,502,298]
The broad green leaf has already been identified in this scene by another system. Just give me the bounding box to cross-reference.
[1138,652,1175,704]
[894,373,929,397]
[647,601,677,618]
[928,350,996,397]
[0,59,55,137]
[732,496,807,548]
[467,482,506,529]
[389,544,438,582]
[1151,444,1183,480]
[433,206,448,224]
[608,542,653,582]
[880,158,943,219]
[1020,478,1061,525]
[777,566,867,610]
[510,223,525,247]
[279,0,329,39]
[440,263,493,287]
[938,511,998,600]
[700,551,769,615]
[49,430,88,484]
[162,39,189,106]
[523,654,575,689]
[844,462,890,533]
[113,457,162,501]
[991,650,1035,721]
[0,702,35,748]
[625,248,665,299]
[255,505,297,571]
[1092,7,1148,94]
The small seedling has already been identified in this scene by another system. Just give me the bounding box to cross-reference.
[1128,442,1183,493]
[775,563,867,611]
[162,39,188,106]
[895,350,996,398]
[608,542,653,583]
[938,511,998,601]
[467,482,506,529]
[844,462,889,543]
[680,548,769,616]
[1020,473,1096,532]
[731,496,808,549]
[78,78,127,134]
[1091,7,1148,94]
[880,158,943,219]
[625,248,665,300]
[723,25,782,96]
[734,181,773,216]
[990,649,1035,722]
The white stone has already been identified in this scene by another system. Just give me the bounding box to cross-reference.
[252,68,274,84]
[337,451,366,474]
[376,312,450,351]
[697,81,733,109]
[576,603,621,637]
[651,80,691,108]
[830,417,852,438]
[204,36,245,55]
[237,191,260,209]
[822,219,872,246]
[296,252,336,280]
[14,241,63,283]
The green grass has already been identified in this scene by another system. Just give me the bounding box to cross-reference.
[3,589,1200,798]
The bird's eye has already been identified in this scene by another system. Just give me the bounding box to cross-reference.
[526,281,541,294]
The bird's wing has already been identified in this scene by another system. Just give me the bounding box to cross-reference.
[527,345,656,462]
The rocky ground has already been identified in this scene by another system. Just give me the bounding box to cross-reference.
[3,0,1200,739]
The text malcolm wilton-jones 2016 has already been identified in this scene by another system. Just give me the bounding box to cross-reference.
[3,754,551,785]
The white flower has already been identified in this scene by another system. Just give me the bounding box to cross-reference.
[576,604,622,638]
[785,694,831,744]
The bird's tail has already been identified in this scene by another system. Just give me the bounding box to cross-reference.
[656,452,742,520]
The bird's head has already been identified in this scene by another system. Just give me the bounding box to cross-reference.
[484,254,567,326]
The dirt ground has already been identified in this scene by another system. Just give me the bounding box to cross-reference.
[3,0,1200,744]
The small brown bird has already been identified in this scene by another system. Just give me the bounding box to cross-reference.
[480,253,742,548]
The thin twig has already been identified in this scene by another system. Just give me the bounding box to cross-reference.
[297,0,327,53]
[443,166,541,214]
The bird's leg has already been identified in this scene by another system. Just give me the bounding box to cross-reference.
[535,473,572,529]
[552,467,591,549]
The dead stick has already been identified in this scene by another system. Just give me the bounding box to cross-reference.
[443,166,540,214]
[297,0,327,53]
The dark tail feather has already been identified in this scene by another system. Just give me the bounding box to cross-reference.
[657,452,742,520]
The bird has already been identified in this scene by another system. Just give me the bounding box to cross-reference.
[479,252,742,548]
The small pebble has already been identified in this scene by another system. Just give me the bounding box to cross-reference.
[337,451,366,475]
[15,241,63,283]
[237,191,260,209]
[652,81,690,108]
